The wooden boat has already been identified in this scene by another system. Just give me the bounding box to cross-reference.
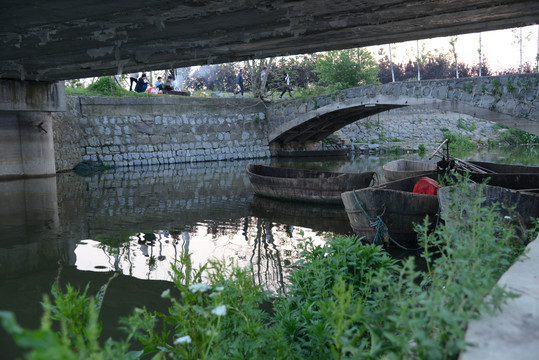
[277,148,350,158]
[341,173,444,245]
[460,161,539,190]
[246,164,376,204]
[383,159,438,182]
[463,161,539,174]
[438,183,539,230]
[383,159,539,190]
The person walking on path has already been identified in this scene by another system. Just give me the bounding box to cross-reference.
[279,72,292,98]
[235,69,244,96]
[129,72,138,91]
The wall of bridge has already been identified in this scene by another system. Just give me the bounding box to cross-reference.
[52,95,270,171]
[266,73,539,139]
[340,106,501,144]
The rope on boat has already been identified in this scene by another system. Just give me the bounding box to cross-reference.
[351,190,422,251]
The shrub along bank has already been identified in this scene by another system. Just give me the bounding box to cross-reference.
[1,179,536,359]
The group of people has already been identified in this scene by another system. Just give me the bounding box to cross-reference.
[129,72,175,93]
[235,67,293,98]
[129,68,292,97]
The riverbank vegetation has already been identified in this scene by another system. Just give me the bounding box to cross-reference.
[1,179,537,359]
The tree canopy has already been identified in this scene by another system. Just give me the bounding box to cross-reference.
[314,48,380,89]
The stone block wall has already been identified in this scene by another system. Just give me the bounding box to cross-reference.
[53,96,83,172]
[339,106,502,144]
[52,95,270,171]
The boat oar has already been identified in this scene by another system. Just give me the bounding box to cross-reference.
[429,139,449,160]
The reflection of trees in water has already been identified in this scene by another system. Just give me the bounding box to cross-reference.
[88,218,313,290]
[250,218,286,294]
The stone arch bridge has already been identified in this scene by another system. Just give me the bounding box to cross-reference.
[267,74,539,148]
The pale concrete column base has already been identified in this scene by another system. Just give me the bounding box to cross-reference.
[0,80,65,179]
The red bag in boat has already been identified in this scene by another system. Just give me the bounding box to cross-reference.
[413,177,440,195]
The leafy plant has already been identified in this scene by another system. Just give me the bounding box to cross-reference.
[506,80,514,93]
[457,118,477,132]
[498,128,538,145]
[87,77,130,96]
[441,130,476,153]
[491,78,501,96]
[314,48,380,89]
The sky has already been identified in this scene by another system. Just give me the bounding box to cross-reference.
[367,25,539,72]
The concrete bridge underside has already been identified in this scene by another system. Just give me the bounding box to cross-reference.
[272,104,405,144]
[2,1,539,82]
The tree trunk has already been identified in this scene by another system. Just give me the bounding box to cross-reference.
[416,40,421,81]
[389,44,395,82]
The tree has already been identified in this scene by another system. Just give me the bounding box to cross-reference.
[449,36,459,78]
[477,33,483,76]
[314,48,379,89]
[246,58,274,98]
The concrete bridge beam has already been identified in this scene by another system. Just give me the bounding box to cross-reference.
[0,80,65,179]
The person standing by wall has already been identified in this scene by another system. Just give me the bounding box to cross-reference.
[235,69,244,96]
[129,72,138,91]
[279,72,292,98]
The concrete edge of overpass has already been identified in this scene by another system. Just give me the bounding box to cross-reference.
[459,233,539,360]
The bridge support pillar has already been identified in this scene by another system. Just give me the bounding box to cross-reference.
[0,79,65,179]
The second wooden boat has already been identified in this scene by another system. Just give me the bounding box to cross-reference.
[438,183,539,230]
[383,159,438,182]
[383,159,539,190]
[341,174,443,245]
[246,164,376,204]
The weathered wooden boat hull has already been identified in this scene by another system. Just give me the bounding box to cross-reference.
[383,159,438,182]
[246,164,376,204]
[467,172,539,190]
[460,160,539,190]
[383,159,539,190]
[466,161,539,174]
[438,183,539,229]
[277,148,350,158]
[341,174,441,244]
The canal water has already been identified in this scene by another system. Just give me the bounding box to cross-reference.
[1,145,537,357]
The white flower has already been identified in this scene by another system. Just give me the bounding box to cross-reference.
[161,289,170,298]
[214,286,224,292]
[188,282,211,293]
[211,305,227,316]
[174,335,192,345]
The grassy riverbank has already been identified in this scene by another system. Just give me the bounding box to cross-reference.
[1,180,537,359]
